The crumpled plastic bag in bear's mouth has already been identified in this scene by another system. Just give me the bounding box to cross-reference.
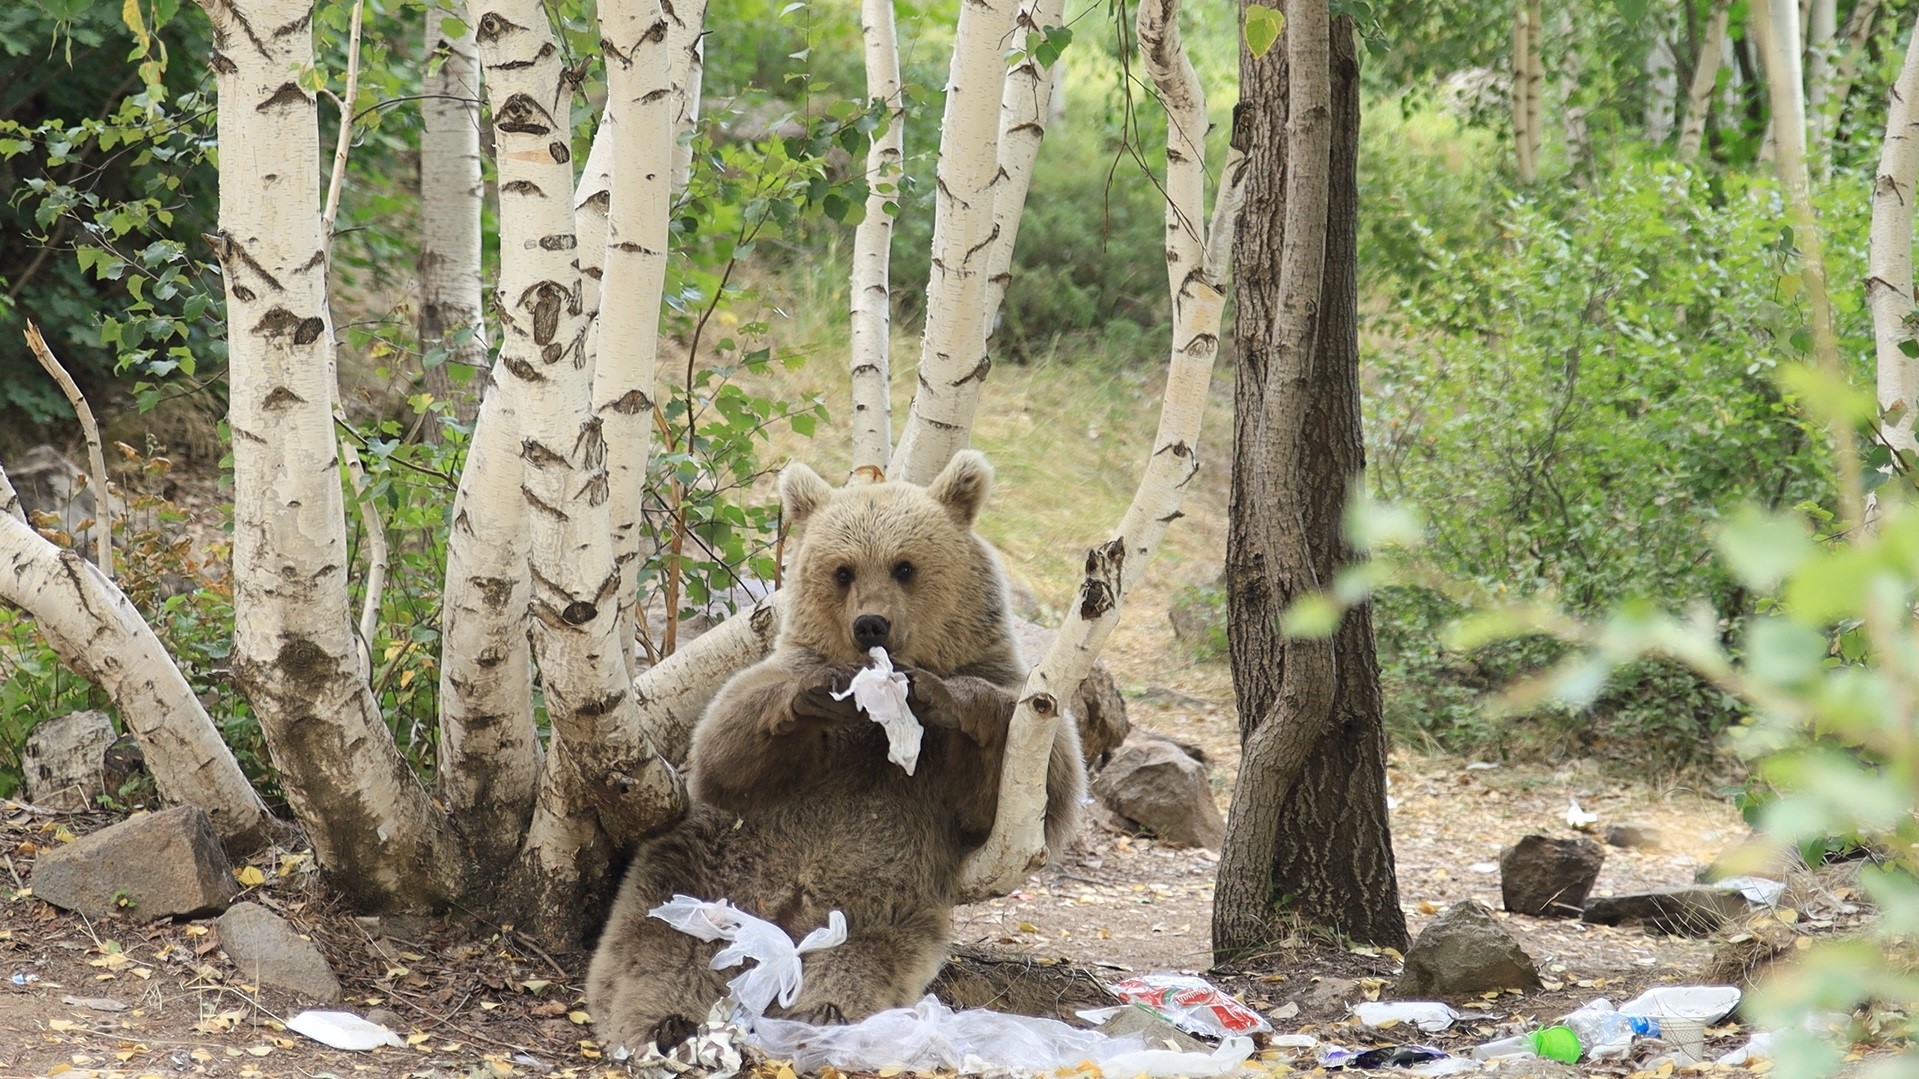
[831,646,923,774]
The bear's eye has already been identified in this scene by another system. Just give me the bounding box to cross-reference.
[893,561,916,584]
[834,566,854,587]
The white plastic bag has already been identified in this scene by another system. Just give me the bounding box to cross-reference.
[752,995,1256,1077]
[831,646,923,773]
[285,1010,407,1050]
[1352,1001,1460,1032]
[648,896,847,1021]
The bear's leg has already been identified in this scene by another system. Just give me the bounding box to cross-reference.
[778,906,950,1024]
[587,915,731,1053]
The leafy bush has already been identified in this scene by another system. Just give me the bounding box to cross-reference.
[1361,139,1859,758]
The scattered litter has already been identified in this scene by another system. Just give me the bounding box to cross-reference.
[61,995,127,1011]
[1468,862,1499,874]
[832,646,923,774]
[1717,875,1786,908]
[1107,973,1273,1037]
[511,1054,546,1069]
[755,995,1255,1076]
[1616,985,1740,1024]
[628,1001,745,1079]
[285,1010,407,1051]
[1565,797,1599,830]
[1715,1031,1775,1066]
[1270,1034,1318,1049]
[648,896,846,1021]
[1409,1057,1478,1076]
[10,972,38,985]
[1350,1045,1450,1069]
[1465,761,1500,771]
[1353,1001,1458,1033]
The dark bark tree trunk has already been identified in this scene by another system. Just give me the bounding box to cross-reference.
[1212,2,1408,960]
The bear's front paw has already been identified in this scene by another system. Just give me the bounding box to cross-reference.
[899,665,963,731]
[789,1001,846,1026]
[788,666,864,726]
[646,1013,700,1052]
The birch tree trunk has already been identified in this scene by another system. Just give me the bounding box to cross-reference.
[1213,2,1407,957]
[1805,0,1838,139]
[594,0,675,670]
[887,0,1021,484]
[975,0,1068,356]
[0,466,21,522]
[1525,0,1543,166]
[849,0,905,474]
[197,0,459,911]
[1870,21,1919,453]
[963,0,1246,895]
[418,9,488,428]
[1512,0,1536,182]
[1554,10,1588,173]
[465,0,683,935]
[1678,0,1734,162]
[1646,31,1679,143]
[1829,0,1888,125]
[0,505,276,850]
[667,0,708,193]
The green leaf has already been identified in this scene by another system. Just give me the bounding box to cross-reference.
[1244,4,1283,60]
[1280,593,1340,638]
[1715,504,1815,590]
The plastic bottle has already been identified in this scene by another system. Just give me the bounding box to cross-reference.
[1470,1003,1658,1063]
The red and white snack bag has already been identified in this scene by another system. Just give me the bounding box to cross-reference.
[1108,974,1274,1038]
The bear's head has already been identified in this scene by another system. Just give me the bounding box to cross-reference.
[777,451,1011,672]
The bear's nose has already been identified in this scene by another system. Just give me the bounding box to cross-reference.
[853,614,891,649]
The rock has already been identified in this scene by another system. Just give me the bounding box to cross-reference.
[1166,584,1223,648]
[217,902,342,1001]
[1580,887,1750,936]
[1499,835,1605,917]
[10,446,103,550]
[1012,618,1129,765]
[23,711,116,811]
[1396,900,1541,999]
[1096,1005,1206,1052]
[1300,976,1358,1012]
[100,735,148,797]
[31,806,237,920]
[365,1007,406,1031]
[1606,822,1661,849]
[1091,738,1224,849]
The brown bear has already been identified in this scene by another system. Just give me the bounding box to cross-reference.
[586,450,1086,1053]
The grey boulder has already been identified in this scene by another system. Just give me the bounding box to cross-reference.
[1091,738,1224,849]
[218,902,343,1002]
[1500,834,1605,917]
[31,805,237,920]
[1396,900,1541,999]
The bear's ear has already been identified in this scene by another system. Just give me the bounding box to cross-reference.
[927,450,992,527]
[780,460,835,531]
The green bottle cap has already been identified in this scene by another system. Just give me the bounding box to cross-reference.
[1531,1025,1582,1063]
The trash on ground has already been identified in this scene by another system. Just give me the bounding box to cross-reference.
[9,972,38,985]
[1715,875,1786,908]
[625,1001,746,1079]
[1565,796,1599,830]
[1107,972,1274,1037]
[648,895,846,1021]
[1716,1031,1775,1066]
[754,995,1255,1076]
[1351,1045,1450,1068]
[1352,1000,1459,1032]
[1615,984,1740,1023]
[285,1010,407,1051]
[832,646,922,774]
[61,994,128,1011]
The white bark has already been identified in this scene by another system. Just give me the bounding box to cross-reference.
[1513,0,1536,182]
[667,0,707,193]
[1525,0,1543,167]
[198,0,458,910]
[1678,0,1734,162]
[419,8,488,422]
[887,0,1022,484]
[595,0,675,672]
[337,429,385,674]
[849,0,905,475]
[1870,21,1919,452]
[0,506,277,849]
[975,0,1069,353]
[1806,0,1838,121]
[963,0,1247,896]
[1829,0,1889,125]
[467,0,683,874]
[24,322,112,578]
[1766,0,1810,157]
[1554,10,1588,171]
[1646,31,1678,143]
[0,466,21,523]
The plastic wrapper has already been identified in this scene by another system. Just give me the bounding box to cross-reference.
[1106,973,1273,1038]
[832,646,923,773]
[1352,1001,1459,1032]
[752,995,1256,1076]
[648,895,847,1021]
[285,1010,406,1051]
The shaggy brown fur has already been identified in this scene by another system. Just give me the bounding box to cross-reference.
[587,451,1086,1053]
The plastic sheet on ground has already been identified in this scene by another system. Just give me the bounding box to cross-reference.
[1106,973,1274,1037]
[285,1010,407,1051]
[753,995,1256,1076]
